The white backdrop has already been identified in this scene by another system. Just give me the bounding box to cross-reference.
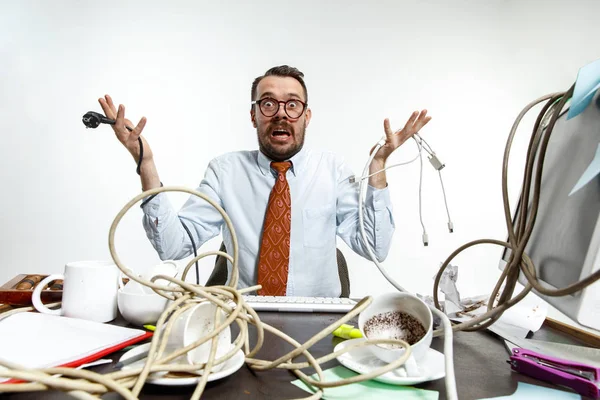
[0,0,597,301]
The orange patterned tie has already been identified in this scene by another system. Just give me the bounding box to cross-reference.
[257,161,292,296]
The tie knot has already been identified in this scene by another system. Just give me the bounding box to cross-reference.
[271,161,292,174]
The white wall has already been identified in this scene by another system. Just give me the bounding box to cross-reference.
[0,0,597,300]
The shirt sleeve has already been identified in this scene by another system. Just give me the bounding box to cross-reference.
[335,160,395,262]
[141,159,225,260]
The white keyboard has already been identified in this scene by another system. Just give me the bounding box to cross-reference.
[242,295,357,313]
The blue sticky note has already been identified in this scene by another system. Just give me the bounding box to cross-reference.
[569,143,600,196]
[479,382,580,399]
[567,58,600,120]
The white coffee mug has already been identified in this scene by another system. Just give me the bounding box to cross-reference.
[358,292,433,374]
[32,260,120,323]
[163,302,232,371]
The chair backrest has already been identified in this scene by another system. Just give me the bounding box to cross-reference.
[206,243,350,297]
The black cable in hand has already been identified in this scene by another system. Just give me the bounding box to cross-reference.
[82,111,144,175]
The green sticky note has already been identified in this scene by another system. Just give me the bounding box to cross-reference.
[291,366,439,400]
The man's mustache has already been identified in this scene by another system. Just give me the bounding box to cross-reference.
[268,123,294,134]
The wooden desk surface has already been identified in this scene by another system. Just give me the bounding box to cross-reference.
[2,312,586,400]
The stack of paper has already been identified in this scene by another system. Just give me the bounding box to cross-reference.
[0,312,151,383]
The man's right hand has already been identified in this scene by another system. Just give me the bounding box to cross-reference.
[98,94,151,163]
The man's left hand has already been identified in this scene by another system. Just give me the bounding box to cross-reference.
[372,109,432,162]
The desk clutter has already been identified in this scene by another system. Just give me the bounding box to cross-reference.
[0,263,598,400]
[1,299,598,399]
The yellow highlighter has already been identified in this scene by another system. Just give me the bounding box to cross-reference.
[332,324,363,339]
[143,324,156,332]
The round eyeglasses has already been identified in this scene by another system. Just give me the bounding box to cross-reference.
[251,97,307,118]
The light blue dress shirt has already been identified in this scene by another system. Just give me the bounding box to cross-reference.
[142,148,395,297]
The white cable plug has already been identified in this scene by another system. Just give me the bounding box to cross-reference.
[428,154,445,170]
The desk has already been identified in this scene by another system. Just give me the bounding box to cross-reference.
[2,312,588,400]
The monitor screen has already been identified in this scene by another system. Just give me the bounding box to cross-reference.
[502,102,600,293]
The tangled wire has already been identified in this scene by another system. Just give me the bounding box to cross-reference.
[0,185,447,400]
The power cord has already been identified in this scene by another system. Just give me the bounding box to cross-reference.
[81,111,144,175]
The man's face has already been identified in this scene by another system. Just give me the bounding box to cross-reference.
[251,76,312,161]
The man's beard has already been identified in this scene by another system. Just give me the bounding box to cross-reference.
[257,121,306,161]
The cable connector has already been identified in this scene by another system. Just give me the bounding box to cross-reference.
[422,232,429,246]
[448,221,454,233]
[428,154,445,170]
[377,136,386,147]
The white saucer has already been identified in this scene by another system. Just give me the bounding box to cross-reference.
[119,343,245,386]
[334,338,445,385]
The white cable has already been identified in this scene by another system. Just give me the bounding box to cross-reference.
[358,134,457,399]
[360,156,421,180]
[359,133,453,240]
[438,170,454,232]
[358,141,407,293]
[430,307,458,400]
[417,140,427,246]
[359,137,423,181]
[415,133,435,155]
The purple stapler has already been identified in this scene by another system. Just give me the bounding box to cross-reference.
[508,347,600,399]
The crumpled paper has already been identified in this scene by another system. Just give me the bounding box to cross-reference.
[422,264,547,338]
[435,263,462,315]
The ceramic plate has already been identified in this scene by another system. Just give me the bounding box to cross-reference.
[119,343,245,386]
[334,338,445,385]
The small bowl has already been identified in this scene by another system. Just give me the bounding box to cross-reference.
[117,289,169,326]
[358,292,433,363]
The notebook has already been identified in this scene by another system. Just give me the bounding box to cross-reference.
[0,312,152,383]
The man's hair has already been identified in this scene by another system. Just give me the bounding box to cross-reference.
[251,65,308,102]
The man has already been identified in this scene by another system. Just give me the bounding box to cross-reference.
[99,65,431,297]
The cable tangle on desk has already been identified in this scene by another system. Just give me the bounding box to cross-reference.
[0,186,416,400]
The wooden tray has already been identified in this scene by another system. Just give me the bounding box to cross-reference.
[0,274,63,306]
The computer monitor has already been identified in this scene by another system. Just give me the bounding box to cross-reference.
[499,91,600,331]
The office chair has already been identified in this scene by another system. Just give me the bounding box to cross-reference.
[205,242,351,297]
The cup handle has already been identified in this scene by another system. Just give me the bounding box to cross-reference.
[31,274,64,316]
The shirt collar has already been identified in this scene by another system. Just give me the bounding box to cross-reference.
[257,147,307,177]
